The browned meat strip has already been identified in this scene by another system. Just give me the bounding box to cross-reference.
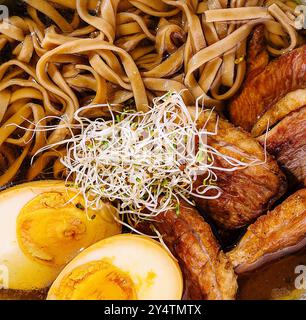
[227,189,306,273]
[152,199,238,300]
[245,25,269,80]
[258,106,306,186]
[192,110,287,230]
[229,45,306,132]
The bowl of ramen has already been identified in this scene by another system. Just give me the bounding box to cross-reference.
[0,0,305,300]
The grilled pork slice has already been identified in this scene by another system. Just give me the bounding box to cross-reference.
[245,25,269,80]
[227,189,306,273]
[229,45,306,133]
[192,111,287,230]
[258,106,306,186]
[152,200,237,300]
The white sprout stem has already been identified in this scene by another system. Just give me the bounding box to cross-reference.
[29,91,267,230]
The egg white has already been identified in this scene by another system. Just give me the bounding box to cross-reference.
[0,180,121,291]
[0,181,67,290]
[48,234,183,300]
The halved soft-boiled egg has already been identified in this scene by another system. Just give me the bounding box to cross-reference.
[47,234,183,300]
[0,180,121,291]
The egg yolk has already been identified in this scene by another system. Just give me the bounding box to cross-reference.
[16,192,111,267]
[53,260,137,300]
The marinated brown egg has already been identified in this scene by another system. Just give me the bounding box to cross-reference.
[0,181,121,291]
[47,234,183,300]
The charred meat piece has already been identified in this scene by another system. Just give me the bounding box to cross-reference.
[227,189,306,274]
[250,89,306,138]
[258,106,306,186]
[192,110,287,230]
[229,45,306,132]
[152,199,238,300]
[245,25,269,80]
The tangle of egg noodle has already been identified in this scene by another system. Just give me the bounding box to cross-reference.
[0,0,302,186]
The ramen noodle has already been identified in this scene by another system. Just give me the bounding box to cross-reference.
[0,0,303,185]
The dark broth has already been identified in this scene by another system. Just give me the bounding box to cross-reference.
[238,248,306,300]
[0,288,48,300]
